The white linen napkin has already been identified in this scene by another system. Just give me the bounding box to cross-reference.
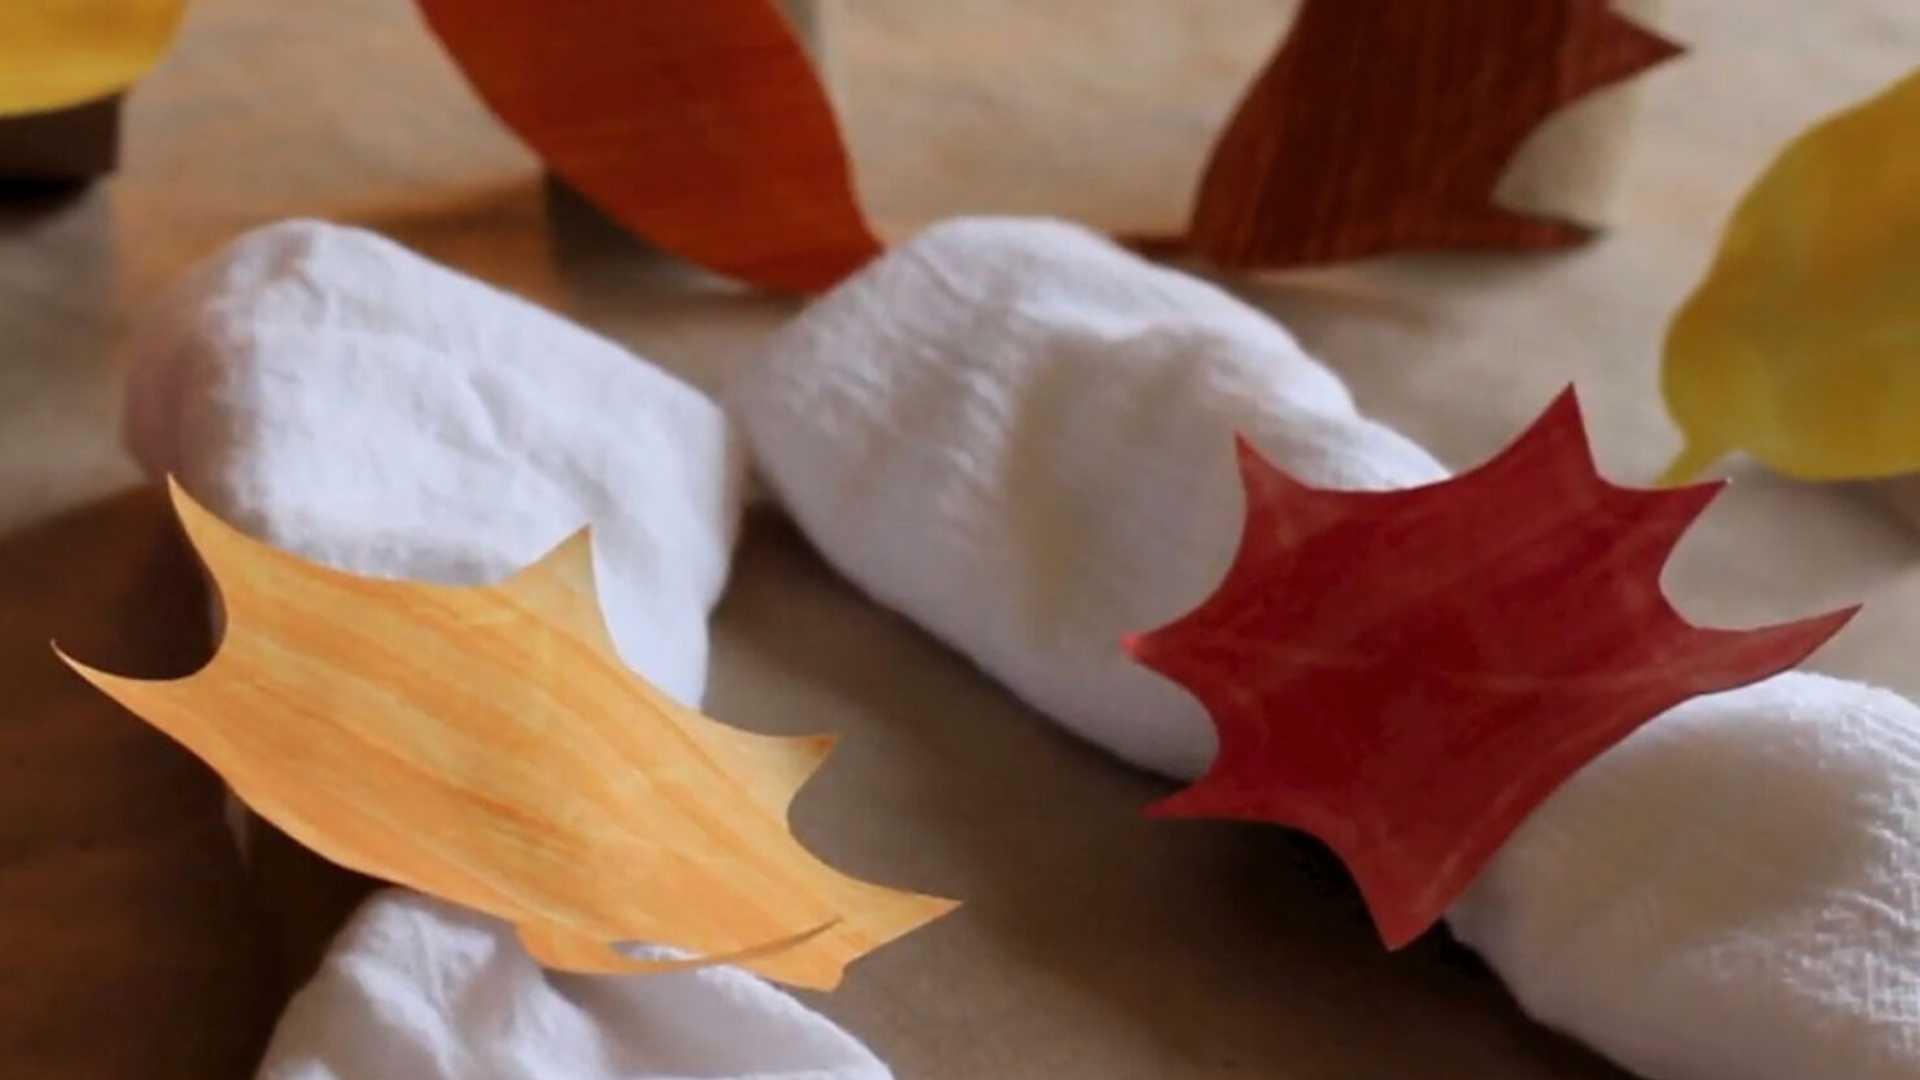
[730,216,1920,1079]
[732,216,1445,781]
[121,219,888,1080]
[264,891,889,1080]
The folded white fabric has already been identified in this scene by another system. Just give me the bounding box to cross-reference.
[732,216,1446,780]
[265,890,888,1080]
[1451,673,1920,1079]
[731,216,1920,1078]
[122,220,888,1080]
[124,220,739,707]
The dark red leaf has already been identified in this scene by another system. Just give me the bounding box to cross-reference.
[1186,0,1682,268]
[1126,389,1854,947]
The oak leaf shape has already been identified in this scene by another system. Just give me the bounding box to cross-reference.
[1663,67,1920,483]
[58,479,954,989]
[1187,0,1681,268]
[1126,389,1853,947]
[418,0,881,293]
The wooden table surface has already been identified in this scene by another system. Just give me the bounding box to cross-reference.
[5,1,1920,1077]
[0,490,268,1078]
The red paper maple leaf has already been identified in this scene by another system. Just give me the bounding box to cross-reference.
[1125,389,1854,948]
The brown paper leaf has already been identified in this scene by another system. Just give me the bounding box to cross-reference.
[1186,0,1681,268]
[58,480,955,990]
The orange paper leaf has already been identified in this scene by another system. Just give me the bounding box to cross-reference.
[418,0,881,293]
[1187,0,1681,268]
[58,480,954,989]
[1126,390,1852,947]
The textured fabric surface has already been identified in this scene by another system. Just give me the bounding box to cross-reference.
[731,216,1920,1079]
[1452,672,1920,1079]
[263,890,888,1080]
[123,219,741,708]
[732,217,1446,780]
[120,221,886,1080]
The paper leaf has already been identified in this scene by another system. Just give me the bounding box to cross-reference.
[417,0,881,294]
[1662,68,1920,484]
[57,480,955,990]
[1126,390,1852,947]
[0,0,190,117]
[1186,0,1680,268]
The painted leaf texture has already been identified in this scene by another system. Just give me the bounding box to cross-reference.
[1187,0,1681,268]
[418,0,881,293]
[58,480,954,990]
[1126,390,1853,947]
[1663,67,1920,484]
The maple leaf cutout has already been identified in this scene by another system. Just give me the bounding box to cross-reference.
[1125,390,1853,947]
[1186,0,1682,268]
[58,480,954,990]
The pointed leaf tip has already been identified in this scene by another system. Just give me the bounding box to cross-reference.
[1458,386,1597,485]
[1732,604,1859,669]
[1582,8,1686,92]
[1527,385,1587,443]
[1651,477,1725,524]
[1232,433,1283,484]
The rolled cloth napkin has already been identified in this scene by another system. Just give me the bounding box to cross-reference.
[121,220,889,1080]
[737,217,1445,780]
[730,217,1920,1078]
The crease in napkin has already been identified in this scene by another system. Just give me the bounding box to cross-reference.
[729,215,1920,1079]
[120,219,888,1080]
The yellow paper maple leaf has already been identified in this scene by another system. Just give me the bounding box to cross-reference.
[58,479,955,990]
[1663,67,1920,483]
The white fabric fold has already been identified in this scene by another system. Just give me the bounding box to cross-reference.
[1450,672,1920,1079]
[732,216,1446,780]
[123,219,740,708]
[730,216,1920,1079]
[263,891,888,1080]
[122,219,888,1080]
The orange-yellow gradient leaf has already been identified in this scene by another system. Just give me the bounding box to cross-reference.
[0,0,190,117]
[1663,68,1920,483]
[57,479,955,990]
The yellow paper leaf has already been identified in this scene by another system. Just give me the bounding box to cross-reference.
[0,0,190,116]
[1662,67,1920,483]
[57,479,956,990]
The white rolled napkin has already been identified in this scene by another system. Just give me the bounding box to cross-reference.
[1451,672,1920,1079]
[124,220,738,707]
[730,216,1920,1078]
[265,891,888,1080]
[122,220,888,1080]
[733,216,1445,780]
